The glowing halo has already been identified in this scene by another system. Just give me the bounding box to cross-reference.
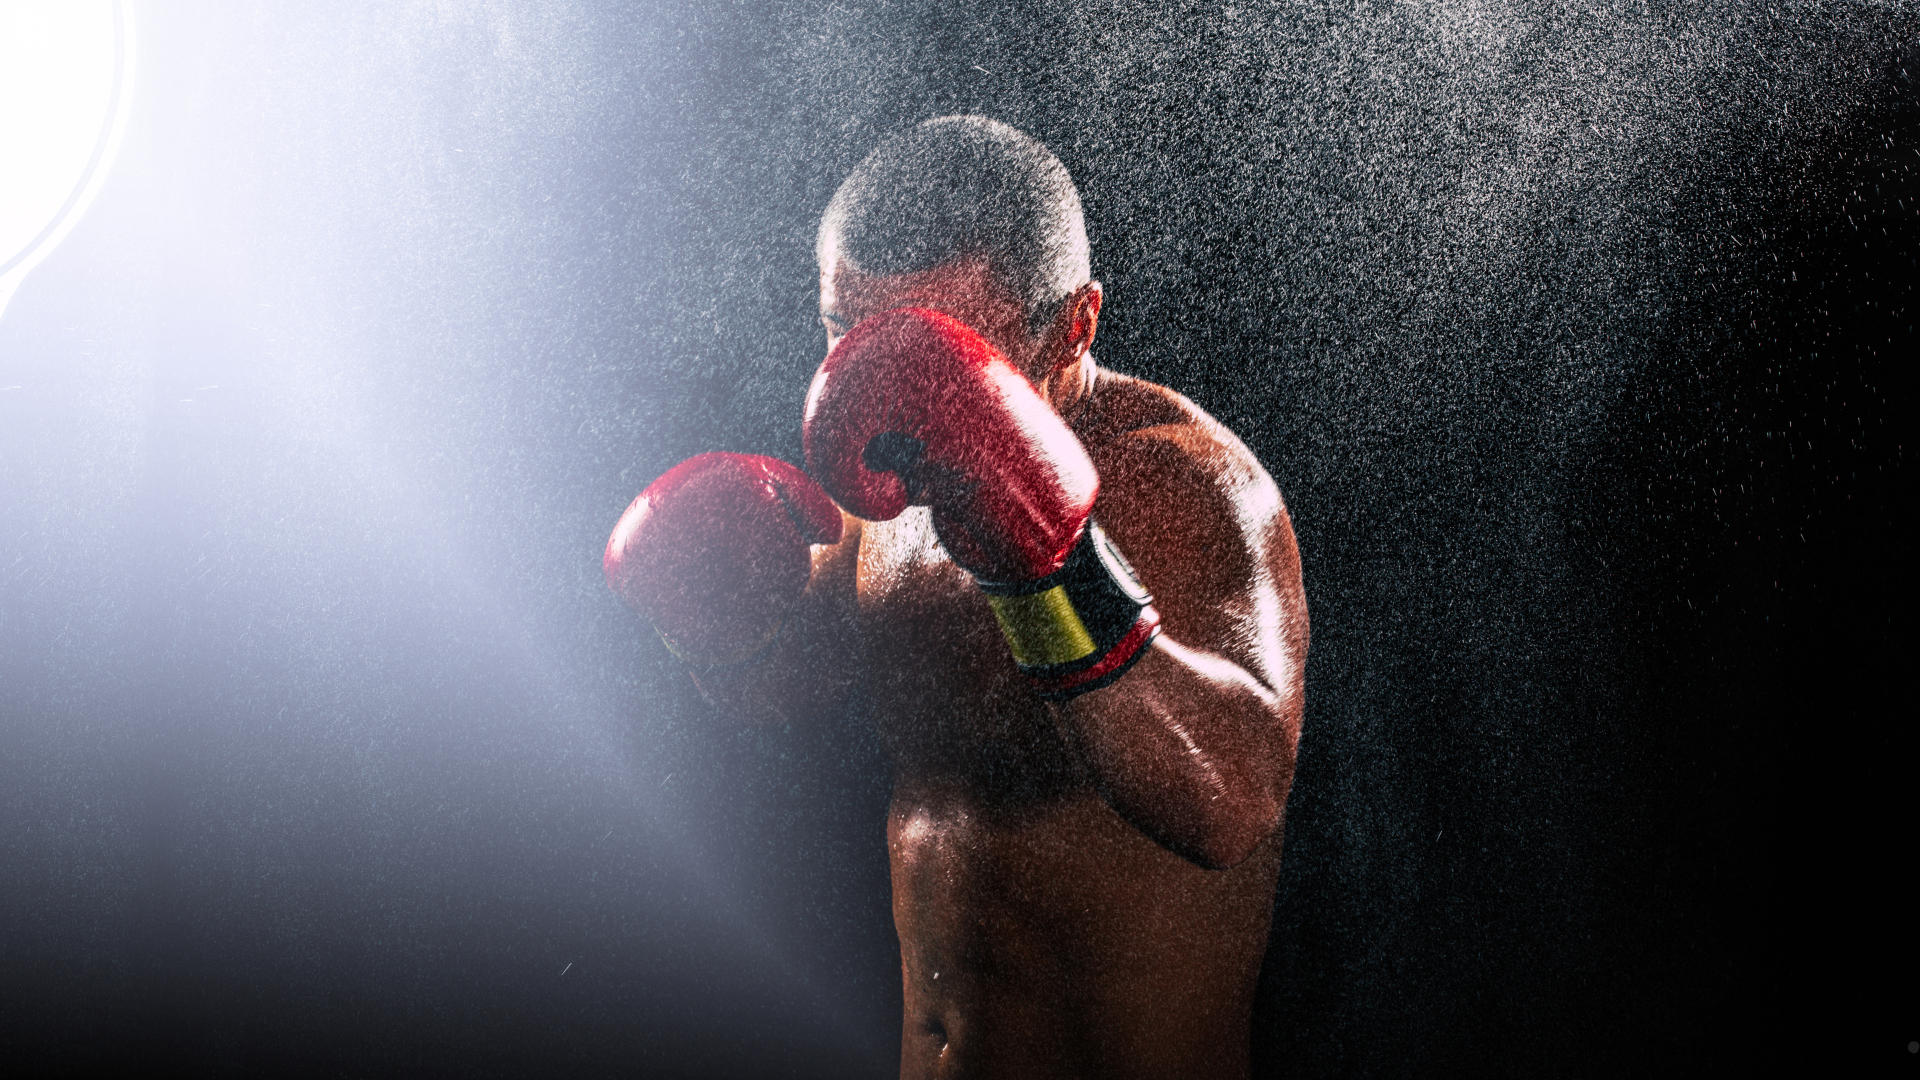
[0,0,135,320]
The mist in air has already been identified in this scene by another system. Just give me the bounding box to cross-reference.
[1,2,1908,1075]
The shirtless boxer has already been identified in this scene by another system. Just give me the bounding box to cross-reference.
[606,117,1307,1079]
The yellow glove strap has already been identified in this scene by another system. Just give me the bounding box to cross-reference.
[984,587,1098,668]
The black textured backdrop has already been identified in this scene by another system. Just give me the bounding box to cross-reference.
[0,2,1910,1077]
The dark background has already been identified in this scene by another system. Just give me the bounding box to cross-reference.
[1,2,1910,1076]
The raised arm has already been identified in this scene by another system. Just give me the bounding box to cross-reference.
[1061,409,1308,869]
[800,308,1306,868]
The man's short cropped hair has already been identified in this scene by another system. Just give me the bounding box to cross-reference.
[819,116,1091,336]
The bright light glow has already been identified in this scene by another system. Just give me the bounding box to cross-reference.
[0,0,134,319]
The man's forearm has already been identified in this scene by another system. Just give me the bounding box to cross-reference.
[688,603,857,724]
[689,529,863,724]
[1059,636,1297,870]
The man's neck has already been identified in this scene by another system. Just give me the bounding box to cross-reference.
[1050,353,1097,425]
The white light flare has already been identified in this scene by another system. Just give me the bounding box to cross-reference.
[0,0,134,320]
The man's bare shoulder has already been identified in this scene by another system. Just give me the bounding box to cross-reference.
[1077,368,1282,528]
[1079,369,1307,693]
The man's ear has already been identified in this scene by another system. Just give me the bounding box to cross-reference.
[1065,280,1102,359]
[1040,281,1101,373]
[1039,281,1103,414]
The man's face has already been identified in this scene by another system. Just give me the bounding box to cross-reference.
[817,233,1046,383]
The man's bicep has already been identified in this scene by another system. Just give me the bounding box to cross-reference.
[1091,425,1294,688]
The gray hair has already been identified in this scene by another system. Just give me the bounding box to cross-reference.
[818,116,1091,336]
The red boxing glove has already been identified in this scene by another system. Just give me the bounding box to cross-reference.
[802,308,1158,699]
[802,307,1097,581]
[605,452,842,666]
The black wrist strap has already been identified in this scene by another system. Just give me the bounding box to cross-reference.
[976,522,1161,700]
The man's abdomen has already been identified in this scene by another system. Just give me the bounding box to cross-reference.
[887,776,1281,1080]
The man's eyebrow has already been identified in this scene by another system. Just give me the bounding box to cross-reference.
[821,311,850,327]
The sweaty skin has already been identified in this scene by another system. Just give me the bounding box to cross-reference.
[698,247,1307,1080]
